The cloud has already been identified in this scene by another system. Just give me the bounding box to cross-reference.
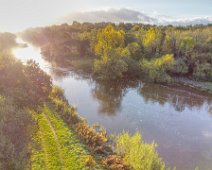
[158,16,212,26]
[58,8,212,26]
[59,8,156,24]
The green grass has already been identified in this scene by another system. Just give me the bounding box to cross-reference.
[31,106,103,170]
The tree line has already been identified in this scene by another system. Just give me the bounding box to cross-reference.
[21,22,212,83]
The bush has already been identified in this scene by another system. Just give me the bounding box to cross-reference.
[169,58,189,75]
[116,132,167,170]
[93,51,128,81]
[123,57,141,78]
[140,54,174,83]
[193,62,212,81]
[102,155,130,170]
[75,122,107,149]
[85,155,96,168]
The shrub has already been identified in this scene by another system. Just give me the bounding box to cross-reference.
[116,132,166,170]
[102,155,130,170]
[49,86,81,124]
[85,155,96,168]
[75,122,107,149]
[169,58,189,75]
[93,51,128,81]
[193,62,212,81]
[140,54,174,83]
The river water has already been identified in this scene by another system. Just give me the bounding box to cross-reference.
[13,39,212,170]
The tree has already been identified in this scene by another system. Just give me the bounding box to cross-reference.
[93,25,128,81]
[180,36,195,55]
[141,27,165,57]
[94,24,125,57]
[93,49,128,81]
[127,42,143,60]
[24,60,52,106]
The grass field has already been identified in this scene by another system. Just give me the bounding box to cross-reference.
[31,106,103,170]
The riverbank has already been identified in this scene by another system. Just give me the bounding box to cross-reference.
[39,54,212,95]
[46,86,130,170]
[173,77,212,94]
[54,57,212,96]
[46,86,170,170]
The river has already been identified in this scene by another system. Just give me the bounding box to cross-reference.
[13,39,212,170]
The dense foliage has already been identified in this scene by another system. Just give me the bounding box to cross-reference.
[0,34,53,169]
[0,55,52,107]
[21,23,212,83]
[0,97,32,170]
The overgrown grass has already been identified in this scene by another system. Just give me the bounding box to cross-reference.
[31,106,103,170]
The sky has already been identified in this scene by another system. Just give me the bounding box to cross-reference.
[0,0,211,32]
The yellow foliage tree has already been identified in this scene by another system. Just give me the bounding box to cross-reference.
[141,27,165,57]
[93,24,128,81]
[142,27,157,48]
[94,24,125,58]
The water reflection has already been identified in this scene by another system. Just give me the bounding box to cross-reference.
[50,67,70,81]
[91,80,143,115]
[92,82,124,115]
[140,84,212,112]
[91,79,212,115]
[209,106,212,114]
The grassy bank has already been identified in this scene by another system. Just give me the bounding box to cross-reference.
[48,86,130,170]
[31,106,103,170]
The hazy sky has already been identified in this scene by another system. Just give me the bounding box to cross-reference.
[0,0,211,32]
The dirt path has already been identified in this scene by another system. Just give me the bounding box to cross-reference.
[42,112,65,169]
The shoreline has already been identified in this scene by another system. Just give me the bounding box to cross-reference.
[172,77,212,94]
